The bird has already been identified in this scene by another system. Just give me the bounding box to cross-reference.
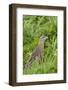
[24,35,48,69]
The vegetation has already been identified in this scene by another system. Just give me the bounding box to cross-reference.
[23,15,57,74]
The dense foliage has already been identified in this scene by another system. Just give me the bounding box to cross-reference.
[23,15,57,74]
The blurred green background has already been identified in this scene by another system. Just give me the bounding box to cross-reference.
[23,15,57,74]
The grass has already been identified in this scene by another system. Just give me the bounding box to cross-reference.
[23,15,57,75]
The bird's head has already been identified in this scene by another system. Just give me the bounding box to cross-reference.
[40,35,48,43]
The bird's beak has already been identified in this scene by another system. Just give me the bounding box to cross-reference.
[45,36,48,40]
[46,36,48,39]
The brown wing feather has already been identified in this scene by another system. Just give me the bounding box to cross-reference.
[24,39,44,69]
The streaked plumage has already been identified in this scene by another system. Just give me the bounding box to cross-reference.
[24,35,48,68]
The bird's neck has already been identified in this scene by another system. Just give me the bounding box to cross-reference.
[38,40,45,49]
